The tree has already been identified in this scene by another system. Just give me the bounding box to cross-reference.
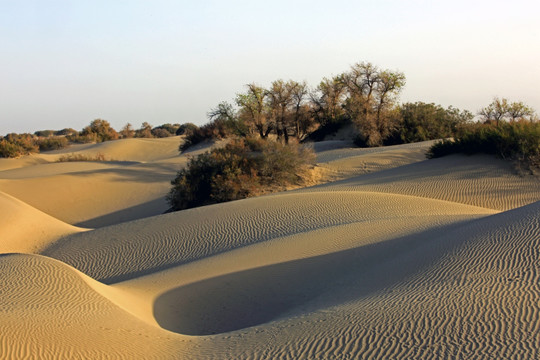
[310,76,346,126]
[288,80,313,141]
[395,102,472,143]
[267,80,294,143]
[135,122,153,138]
[507,101,535,122]
[208,101,248,137]
[479,97,536,125]
[236,84,273,138]
[120,123,135,138]
[168,137,316,211]
[341,62,405,146]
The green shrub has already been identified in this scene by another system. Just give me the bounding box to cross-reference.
[168,138,315,211]
[427,121,540,170]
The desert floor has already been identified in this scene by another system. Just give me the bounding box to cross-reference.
[1,136,539,359]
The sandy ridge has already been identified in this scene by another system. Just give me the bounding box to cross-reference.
[43,191,496,283]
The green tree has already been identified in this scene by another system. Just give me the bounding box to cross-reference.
[479,97,536,126]
[395,102,472,143]
[310,76,346,126]
[236,84,273,138]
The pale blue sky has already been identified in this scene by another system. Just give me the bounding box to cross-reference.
[1,0,539,135]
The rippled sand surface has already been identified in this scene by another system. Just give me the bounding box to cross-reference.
[1,137,539,359]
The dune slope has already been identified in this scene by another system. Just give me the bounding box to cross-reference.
[0,253,190,360]
[155,201,539,359]
[0,191,84,253]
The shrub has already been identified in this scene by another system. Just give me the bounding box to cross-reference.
[56,153,108,162]
[168,138,316,211]
[179,120,232,152]
[0,133,39,158]
[153,123,180,136]
[34,130,56,137]
[151,128,173,138]
[38,136,69,151]
[176,123,199,136]
[427,121,540,170]
[80,119,119,142]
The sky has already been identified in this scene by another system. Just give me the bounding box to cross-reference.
[1,0,539,135]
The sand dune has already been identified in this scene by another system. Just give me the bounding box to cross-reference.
[0,253,189,359]
[1,138,539,359]
[315,152,540,211]
[0,137,187,227]
[0,191,85,253]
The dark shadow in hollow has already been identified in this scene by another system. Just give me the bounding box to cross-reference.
[153,218,479,336]
[74,197,168,228]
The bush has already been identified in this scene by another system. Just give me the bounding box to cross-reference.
[153,123,180,136]
[151,128,173,138]
[427,121,540,170]
[37,136,69,151]
[176,123,199,136]
[34,130,56,137]
[0,133,39,158]
[168,138,316,211]
[179,120,232,152]
[56,153,108,162]
[80,119,119,142]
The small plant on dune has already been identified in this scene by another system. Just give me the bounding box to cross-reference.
[167,137,316,211]
[56,153,108,162]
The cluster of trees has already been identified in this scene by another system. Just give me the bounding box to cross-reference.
[168,137,315,211]
[74,120,182,143]
[478,97,536,126]
[0,119,185,158]
[180,62,481,152]
[182,62,408,150]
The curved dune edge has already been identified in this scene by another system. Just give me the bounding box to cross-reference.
[43,190,497,283]
[0,191,87,254]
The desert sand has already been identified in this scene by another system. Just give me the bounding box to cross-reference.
[1,136,539,359]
